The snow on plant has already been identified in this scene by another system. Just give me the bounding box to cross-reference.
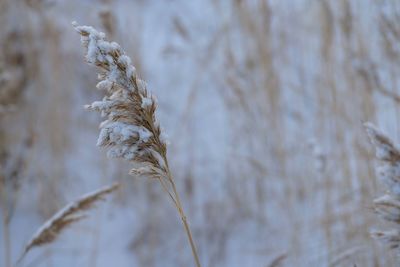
[365,122,400,249]
[73,22,201,267]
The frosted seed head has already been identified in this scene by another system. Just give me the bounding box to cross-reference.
[141,96,153,109]
[118,55,131,66]
[96,128,110,147]
[96,80,113,91]
[137,79,147,91]
[126,65,136,79]
[75,23,168,177]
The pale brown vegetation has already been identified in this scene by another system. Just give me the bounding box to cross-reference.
[18,183,119,264]
[365,123,400,250]
[74,23,201,267]
[1,0,400,266]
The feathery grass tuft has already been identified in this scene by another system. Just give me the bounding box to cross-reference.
[73,22,201,267]
[73,22,168,181]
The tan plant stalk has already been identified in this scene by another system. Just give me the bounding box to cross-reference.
[0,172,11,267]
[266,253,287,267]
[364,122,400,250]
[17,183,119,264]
[73,22,201,267]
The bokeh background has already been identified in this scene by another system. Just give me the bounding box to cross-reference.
[1,0,400,266]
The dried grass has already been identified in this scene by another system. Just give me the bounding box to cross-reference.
[73,23,201,267]
[1,1,399,265]
[364,122,400,250]
[17,183,119,264]
[266,253,287,267]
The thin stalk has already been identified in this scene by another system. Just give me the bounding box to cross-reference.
[3,220,10,267]
[157,176,179,208]
[1,176,11,267]
[165,166,201,267]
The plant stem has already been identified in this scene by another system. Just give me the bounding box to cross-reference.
[165,168,201,267]
[1,177,11,267]
[181,213,201,267]
[3,221,10,267]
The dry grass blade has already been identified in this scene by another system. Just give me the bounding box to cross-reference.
[266,253,287,267]
[371,229,400,249]
[329,246,362,267]
[364,122,400,195]
[373,194,400,223]
[17,183,119,263]
[364,122,400,250]
[364,122,400,162]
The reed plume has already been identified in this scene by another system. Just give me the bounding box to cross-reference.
[73,22,201,267]
[18,183,119,263]
[364,122,400,250]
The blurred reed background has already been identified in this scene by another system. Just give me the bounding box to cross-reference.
[1,0,400,266]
